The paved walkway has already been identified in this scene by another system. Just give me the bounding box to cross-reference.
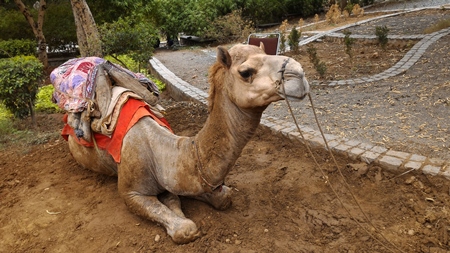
[149,6,450,180]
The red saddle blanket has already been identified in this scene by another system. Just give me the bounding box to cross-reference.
[61,98,172,163]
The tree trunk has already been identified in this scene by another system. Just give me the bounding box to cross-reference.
[14,0,49,71]
[70,0,102,57]
[340,0,347,10]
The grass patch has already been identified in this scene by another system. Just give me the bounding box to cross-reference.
[424,18,450,34]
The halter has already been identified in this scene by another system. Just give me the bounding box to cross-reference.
[192,139,223,193]
[274,58,290,90]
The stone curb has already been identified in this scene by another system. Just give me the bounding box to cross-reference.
[149,56,450,180]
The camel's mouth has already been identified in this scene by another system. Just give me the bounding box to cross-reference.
[279,93,308,101]
[276,72,309,101]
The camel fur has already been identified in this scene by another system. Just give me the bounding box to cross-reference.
[67,44,310,244]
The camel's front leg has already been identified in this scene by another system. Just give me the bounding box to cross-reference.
[122,192,201,244]
[158,191,185,218]
[192,185,233,210]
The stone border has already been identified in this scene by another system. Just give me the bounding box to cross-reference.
[149,57,449,180]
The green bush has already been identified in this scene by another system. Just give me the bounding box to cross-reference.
[375,25,389,50]
[100,17,159,68]
[0,39,36,58]
[306,44,327,79]
[35,85,61,113]
[0,103,14,138]
[343,30,355,60]
[0,56,43,119]
[288,28,301,53]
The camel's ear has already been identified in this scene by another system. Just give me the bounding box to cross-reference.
[217,46,232,69]
[259,42,265,53]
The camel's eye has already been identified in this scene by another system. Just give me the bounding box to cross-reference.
[239,68,255,80]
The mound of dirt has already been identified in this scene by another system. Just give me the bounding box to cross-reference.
[1,100,449,252]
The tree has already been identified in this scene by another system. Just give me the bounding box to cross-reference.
[13,0,49,71]
[70,0,102,57]
[99,17,159,69]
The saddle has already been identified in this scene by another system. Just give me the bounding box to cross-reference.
[51,57,165,142]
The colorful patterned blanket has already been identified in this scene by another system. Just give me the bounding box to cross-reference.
[51,57,159,113]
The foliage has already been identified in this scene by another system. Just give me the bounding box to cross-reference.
[43,1,78,52]
[241,0,324,24]
[424,18,450,34]
[203,9,254,43]
[155,0,220,39]
[0,39,36,58]
[35,85,61,113]
[343,30,354,60]
[326,4,341,24]
[352,4,364,17]
[314,14,320,29]
[288,28,301,53]
[344,2,354,15]
[0,6,35,41]
[0,103,14,139]
[306,44,327,78]
[375,25,389,50]
[99,17,159,68]
[0,56,43,119]
[105,54,142,73]
[278,20,288,54]
[149,76,166,91]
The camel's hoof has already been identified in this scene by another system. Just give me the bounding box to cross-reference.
[169,218,201,244]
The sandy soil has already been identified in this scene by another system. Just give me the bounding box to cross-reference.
[1,101,449,252]
[1,5,450,253]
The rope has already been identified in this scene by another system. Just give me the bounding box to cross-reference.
[279,71,405,253]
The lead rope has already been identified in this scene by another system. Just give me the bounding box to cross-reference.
[278,65,405,253]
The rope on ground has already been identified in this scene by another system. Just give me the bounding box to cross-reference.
[281,83,406,253]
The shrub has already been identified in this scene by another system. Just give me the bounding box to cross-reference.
[375,25,389,50]
[0,56,43,120]
[343,30,355,61]
[288,28,301,53]
[326,4,341,24]
[352,4,364,17]
[0,103,14,139]
[35,85,61,113]
[279,19,288,54]
[306,45,327,78]
[203,10,254,43]
[100,17,159,68]
[314,14,320,29]
[0,39,36,58]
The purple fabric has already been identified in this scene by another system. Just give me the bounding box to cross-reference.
[51,57,160,113]
[51,57,106,112]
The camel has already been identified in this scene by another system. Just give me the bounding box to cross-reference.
[67,43,310,244]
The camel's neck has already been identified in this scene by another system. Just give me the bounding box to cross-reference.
[193,94,265,187]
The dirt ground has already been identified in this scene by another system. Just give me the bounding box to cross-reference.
[1,99,450,252]
[1,5,450,253]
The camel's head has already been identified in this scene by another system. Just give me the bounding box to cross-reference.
[208,43,309,111]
